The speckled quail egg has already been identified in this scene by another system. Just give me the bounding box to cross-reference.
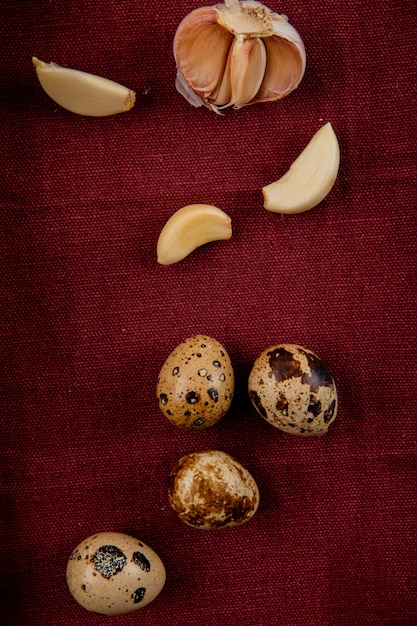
[156,335,234,429]
[168,450,259,529]
[248,343,338,436]
[66,532,166,616]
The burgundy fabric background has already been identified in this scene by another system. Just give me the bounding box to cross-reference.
[1,1,416,624]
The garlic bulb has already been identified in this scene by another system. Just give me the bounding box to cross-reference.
[173,0,306,113]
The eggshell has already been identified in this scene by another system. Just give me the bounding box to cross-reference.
[248,343,338,436]
[156,335,234,429]
[168,450,259,529]
[66,532,166,616]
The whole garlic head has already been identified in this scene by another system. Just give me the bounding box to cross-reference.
[173,0,306,113]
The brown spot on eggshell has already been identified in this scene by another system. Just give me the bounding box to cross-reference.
[307,395,322,417]
[156,335,234,429]
[132,587,146,604]
[268,347,303,382]
[323,399,337,423]
[249,390,267,418]
[132,551,151,572]
[168,450,259,529]
[248,344,338,436]
[301,349,335,392]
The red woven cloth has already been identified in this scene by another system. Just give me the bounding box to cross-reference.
[1,1,416,624]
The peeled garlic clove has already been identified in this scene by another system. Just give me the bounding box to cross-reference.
[262,122,340,214]
[157,204,232,265]
[173,0,305,113]
[32,57,135,117]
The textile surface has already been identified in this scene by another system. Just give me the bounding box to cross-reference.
[1,1,416,624]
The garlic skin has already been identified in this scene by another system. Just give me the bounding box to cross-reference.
[173,0,306,113]
[32,57,136,117]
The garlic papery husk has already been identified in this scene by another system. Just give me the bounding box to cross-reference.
[32,57,136,117]
[173,0,305,113]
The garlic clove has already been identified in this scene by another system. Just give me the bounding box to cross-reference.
[210,51,233,106]
[173,8,234,101]
[229,36,266,107]
[32,57,136,117]
[253,34,305,103]
[157,204,232,265]
[173,1,305,113]
[262,122,340,214]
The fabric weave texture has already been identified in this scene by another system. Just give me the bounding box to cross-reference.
[1,1,416,624]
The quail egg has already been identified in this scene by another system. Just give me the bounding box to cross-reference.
[168,450,259,529]
[66,531,166,616]
[248,343,338,436]
[156,335,234,429]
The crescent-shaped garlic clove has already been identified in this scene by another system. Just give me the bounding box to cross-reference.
[157,204,232,265]
[262,122,340,214]
[32,57,135,116]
